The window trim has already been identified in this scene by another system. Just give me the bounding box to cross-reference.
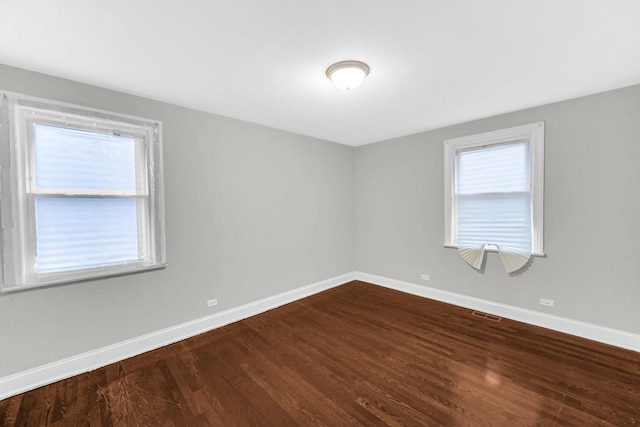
[0,91,166,292]
[443,122,545,256]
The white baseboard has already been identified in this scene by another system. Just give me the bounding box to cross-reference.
[3,270,638,402]
[0,272,356,401]
[355,271,640,353]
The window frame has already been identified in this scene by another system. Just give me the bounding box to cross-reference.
[443,122,545,256]
[0,91,166,292]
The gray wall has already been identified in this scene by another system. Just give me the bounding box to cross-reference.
[0,64,355,377]
[2,62,638,379]
[355,84,640,334]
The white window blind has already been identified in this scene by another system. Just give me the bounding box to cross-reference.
[35,198,139,273]
[34,124,138,191]
[32,124,143,273]
[456,142,532,272]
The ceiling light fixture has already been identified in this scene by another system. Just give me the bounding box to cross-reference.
[326,60,370,91]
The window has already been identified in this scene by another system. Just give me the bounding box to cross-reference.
[0,92,166,291]
[444,122,544,273]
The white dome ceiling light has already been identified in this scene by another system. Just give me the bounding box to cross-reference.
[326,60,370,91]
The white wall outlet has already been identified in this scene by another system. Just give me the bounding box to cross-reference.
[420,274,430,281]
[539,298,554,307]
[207,298,218,307]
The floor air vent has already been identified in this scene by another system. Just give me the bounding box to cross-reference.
[471,311,502,322]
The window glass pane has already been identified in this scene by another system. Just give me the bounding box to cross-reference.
[34,123,137,191]
[35,198,139,273]
[457,142,529,194]
[457,192,531,250]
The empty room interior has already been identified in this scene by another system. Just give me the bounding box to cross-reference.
[1,1,639,425]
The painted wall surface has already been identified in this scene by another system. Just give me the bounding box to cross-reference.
[354,84,640,334]
[2,62,638,380]
[0,64,355,377]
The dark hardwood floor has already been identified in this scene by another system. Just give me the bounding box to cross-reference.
[1,281,639,426]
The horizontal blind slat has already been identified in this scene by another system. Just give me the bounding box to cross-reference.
[456,142,532,252]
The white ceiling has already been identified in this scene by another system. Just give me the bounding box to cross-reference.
[1,1,640,146]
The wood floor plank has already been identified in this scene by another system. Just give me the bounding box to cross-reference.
[1,280,639,426]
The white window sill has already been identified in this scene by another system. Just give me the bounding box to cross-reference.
[0,263,168,293]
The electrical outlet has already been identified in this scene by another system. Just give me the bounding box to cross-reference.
[207,298,218,307]
[539,298,554,307]
[421,274,430,281]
